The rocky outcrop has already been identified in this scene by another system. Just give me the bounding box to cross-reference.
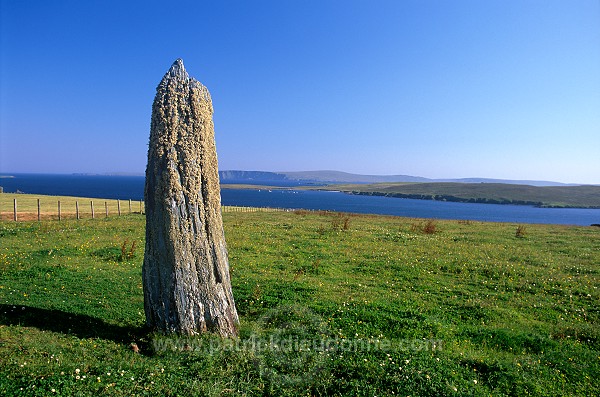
[143,59,238,336]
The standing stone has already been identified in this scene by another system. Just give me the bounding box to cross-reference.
[143,59,239,337]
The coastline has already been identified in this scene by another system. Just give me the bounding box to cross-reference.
[220,183,600,209]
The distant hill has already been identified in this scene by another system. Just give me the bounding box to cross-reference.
[219,170,578,187]
[281,170,430,183]
[437,178,575,187]
[328,182,600,208]
[219,170,289,183]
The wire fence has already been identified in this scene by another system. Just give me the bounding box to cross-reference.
[221,206,289,213]
[0,194,291,221]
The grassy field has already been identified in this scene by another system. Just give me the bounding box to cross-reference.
[0,203,598,395]
[325,182,600,208]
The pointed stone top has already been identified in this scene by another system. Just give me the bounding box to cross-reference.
[156,58,211,104]
[164,58,188,81]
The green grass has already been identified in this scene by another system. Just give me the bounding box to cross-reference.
[325,182,600,208]
[0,209,598,396]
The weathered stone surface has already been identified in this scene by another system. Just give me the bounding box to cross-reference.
[143,59,238,336]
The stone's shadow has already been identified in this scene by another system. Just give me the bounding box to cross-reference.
[0,304,150,351]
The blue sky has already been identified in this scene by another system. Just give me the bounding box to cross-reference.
[1,0,598,184]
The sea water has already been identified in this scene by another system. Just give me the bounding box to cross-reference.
[1,174,598,226]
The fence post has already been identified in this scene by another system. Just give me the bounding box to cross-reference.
[105,201,108,218]
[76,201,80,220]
[91,201,95,219]
[37,198,41,221]
[13,198,17,221]
[117,200,121,216]
[58,201,61,221]
[129,199,132,213]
